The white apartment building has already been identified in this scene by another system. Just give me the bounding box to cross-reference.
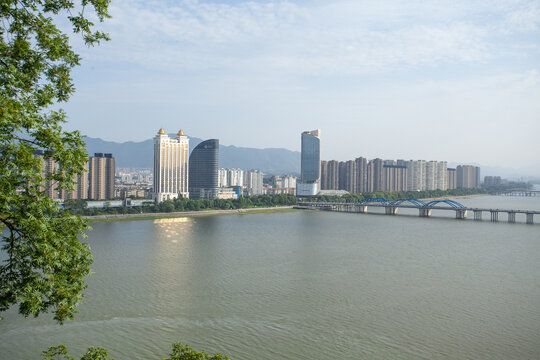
[218,168,244,187]
[218,168,228,187]
[407,160,426,191]
[282,174,297,189]
[425,161,437,190]
[228,168,244,187]
[153,128,189,203]
[407,160,447,191]
[436,161,448,190]
[244,170,264,195]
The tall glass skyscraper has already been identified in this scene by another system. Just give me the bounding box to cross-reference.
[189,139,219,199]
[297,129,321,196]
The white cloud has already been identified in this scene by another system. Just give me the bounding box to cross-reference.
[75,0,538,76]
[65,1,540,172]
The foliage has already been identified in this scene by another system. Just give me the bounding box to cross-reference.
[0,0,109,322]
[483,181,533,192]
[42,345,112,360]
[68,194,299,216]
[163,343,229,360]
[40,343,229,360]
[64,199,88,210]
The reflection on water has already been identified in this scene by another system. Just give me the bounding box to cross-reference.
[154,217,192,224]
[0,196,539,360]
[154,217,194,243]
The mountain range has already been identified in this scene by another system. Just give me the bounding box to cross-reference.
[84,136,538,181]
[84,136,301,175]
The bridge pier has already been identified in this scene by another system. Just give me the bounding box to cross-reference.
[419,208,431,217]
[473,210,482,220]
[455,209,467,220]
[298,201,537,226]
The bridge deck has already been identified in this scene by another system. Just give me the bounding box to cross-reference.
[299,202,540,214]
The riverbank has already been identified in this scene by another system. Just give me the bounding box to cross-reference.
[84,206,298,222]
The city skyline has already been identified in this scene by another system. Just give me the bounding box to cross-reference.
[84,131,534,179]
[60,0,540,173]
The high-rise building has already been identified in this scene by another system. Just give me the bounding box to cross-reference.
[89,153,115,200]
[228,168,244,187]
[436,161,448,190]
[34,151,60,200]
[61,162,89,200]
[297,129,321,196]
[407,160,426,191]
[189,139,219,199]
[367,158,383,192]
[282,174,297,189]
[271,175,283,188]
[321,160,339,190]
[320,161,329,189]
[218,168,228,187]
[218,168,244,188]
[153,128,189,203]
[447,168,457,190]
[484,176,501,187]
[36,150,90,200]
[425,161,437,190]
[244,169,264,195]
[382,165,408,192]
[339,160,356,193]
[456,165,481,189]
[355,157,368,193]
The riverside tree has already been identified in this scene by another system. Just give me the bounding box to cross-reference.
[0,0,110,322]
[41,343,230,360]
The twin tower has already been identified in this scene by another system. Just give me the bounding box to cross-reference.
[153,128,218,203]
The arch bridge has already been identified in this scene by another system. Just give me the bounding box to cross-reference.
[297,198,538,224]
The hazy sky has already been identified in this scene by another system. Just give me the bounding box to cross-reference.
[63,0,540,173]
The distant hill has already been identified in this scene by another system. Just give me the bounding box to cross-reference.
[84,136,300,175]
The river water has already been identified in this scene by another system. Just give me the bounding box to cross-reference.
[1,195,539,359]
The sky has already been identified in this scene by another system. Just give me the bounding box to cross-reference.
[62,0,540,175]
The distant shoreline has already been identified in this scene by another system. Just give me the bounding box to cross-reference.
[84,206,298,222]
[418,194,490,201]
[418,193,488,202]
[83,194,488,222]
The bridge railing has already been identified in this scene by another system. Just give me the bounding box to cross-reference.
[299,198,466,209]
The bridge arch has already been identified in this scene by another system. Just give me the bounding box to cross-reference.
[388,198,427,207]
[422,199,465,209]
[359,197,389,205]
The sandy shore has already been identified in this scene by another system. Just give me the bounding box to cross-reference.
[83,206,297,222]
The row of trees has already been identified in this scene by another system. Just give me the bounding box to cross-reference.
[65,188,486,217]
[483,181,533,192]
[67,194,299,216]
[42,343,229,360]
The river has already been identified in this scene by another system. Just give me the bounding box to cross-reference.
[1,195,539,359]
